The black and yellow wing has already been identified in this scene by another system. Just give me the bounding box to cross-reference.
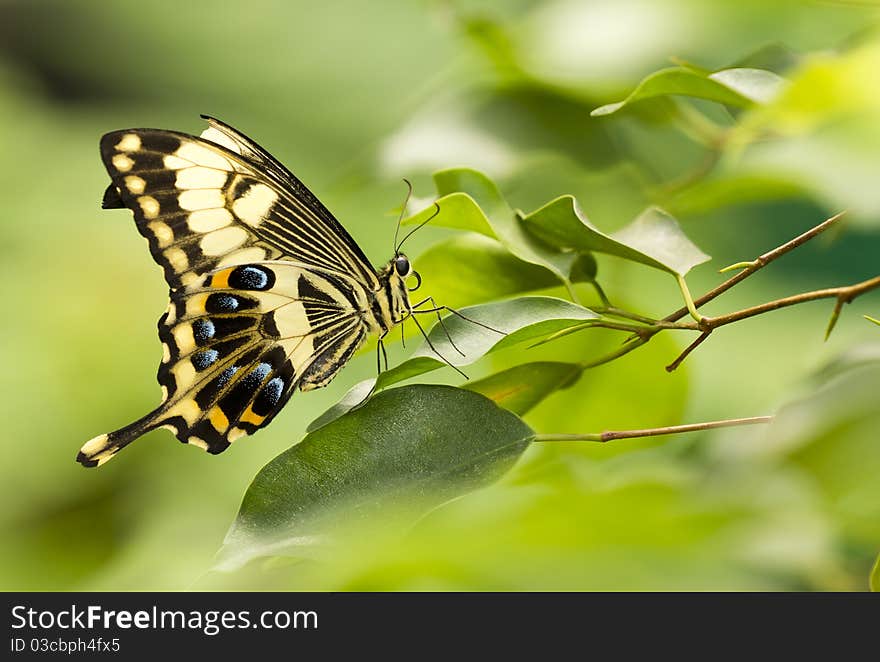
[78,262,371,467]
[98,116,379,289]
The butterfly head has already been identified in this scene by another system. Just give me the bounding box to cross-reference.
[393,253,422,290]
[375,252,422,329]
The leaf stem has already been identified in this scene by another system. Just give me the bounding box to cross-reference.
[594,307,659,325]
[676,273,703,323]
[591,281,612,307]
[579,337,646,369]
[534,415,773,443]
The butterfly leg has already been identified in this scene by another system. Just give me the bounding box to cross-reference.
[376,330,389,375]
[412,301,507,336]
[409,297,466,356]
[408,313,468,380]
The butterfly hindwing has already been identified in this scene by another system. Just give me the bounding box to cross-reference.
[164,261,372,448]
[79,261,372,465]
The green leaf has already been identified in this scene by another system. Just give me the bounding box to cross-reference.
[521,197,710,276]
[403,296,596,369]
[872,553,880,592]
[308,296,598,431]
[404,190,497,239]
[464,361,583,415]
[216,385,534,571]
[612,207,712,276]
[412,234,562,309]
[405,168,580,285]
[591,67,786,116]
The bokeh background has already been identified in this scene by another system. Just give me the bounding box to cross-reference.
[1,0,879,590]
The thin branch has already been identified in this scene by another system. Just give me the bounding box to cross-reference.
[665,331,711,372]
[663,210,847,325]
[662,273,880,371]
[700,275,880,330]
[534,415,773,443]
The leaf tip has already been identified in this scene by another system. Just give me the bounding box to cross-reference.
[590,102,623,117]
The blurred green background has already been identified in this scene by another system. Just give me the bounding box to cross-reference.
[1,0,879,590]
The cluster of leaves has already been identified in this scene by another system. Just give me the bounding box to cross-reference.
[215,18,880,589]
[219,169,711,568]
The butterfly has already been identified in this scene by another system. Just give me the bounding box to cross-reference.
[77,115,454,468]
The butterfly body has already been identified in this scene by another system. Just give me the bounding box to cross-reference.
[77,117,416,467]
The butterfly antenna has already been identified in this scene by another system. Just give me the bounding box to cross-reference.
[393,178,414,255]
[396,202,440,254]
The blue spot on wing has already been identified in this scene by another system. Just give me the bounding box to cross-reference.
[192,349,219,371]
[193,319,215,343]
[229,265,275,291]
[217,365,239,387]
[253,376,285,416]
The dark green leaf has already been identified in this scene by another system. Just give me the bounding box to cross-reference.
[521,197,710,275]
[569,252,598,283]
[591,67,786,117]
[217,385,534,571]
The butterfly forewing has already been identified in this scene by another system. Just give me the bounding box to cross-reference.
[100,124,379,289]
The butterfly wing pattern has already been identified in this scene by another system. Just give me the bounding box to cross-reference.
[78,116,401,467]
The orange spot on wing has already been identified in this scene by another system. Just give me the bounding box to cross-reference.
[239,407,266,426]
[211,270,231,289]
[208,406,229,432]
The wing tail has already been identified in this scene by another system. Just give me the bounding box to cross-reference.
[76,409,164,468]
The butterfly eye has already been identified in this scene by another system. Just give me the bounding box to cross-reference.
[394,254,411,277]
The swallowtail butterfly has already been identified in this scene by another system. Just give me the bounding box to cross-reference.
[77,116,445,467]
